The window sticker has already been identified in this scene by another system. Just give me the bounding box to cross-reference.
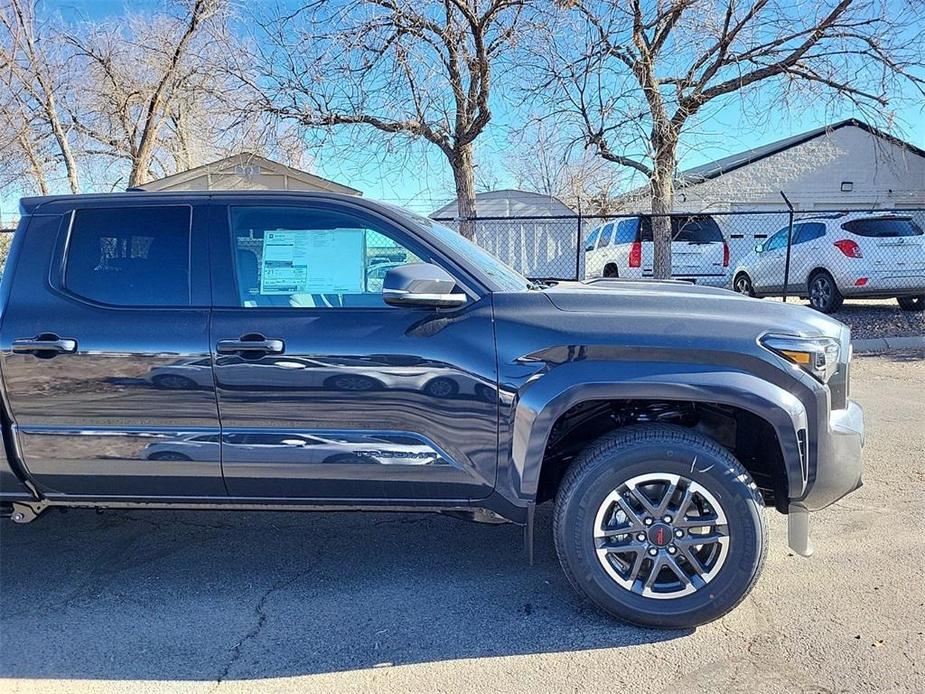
[259,229,365,295]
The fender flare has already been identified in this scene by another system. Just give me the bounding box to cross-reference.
[503,360,808,504]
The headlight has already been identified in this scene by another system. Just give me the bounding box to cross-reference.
[760,334,840,383]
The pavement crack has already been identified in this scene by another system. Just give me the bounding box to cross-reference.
[212,566,314,688]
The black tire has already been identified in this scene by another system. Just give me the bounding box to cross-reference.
[897,295,925,311]
[553,424,767,629]
[148,451,192,461]
[603,264,619,278]
[424,377,459,398]
[807,270,844,313]
[151,374,198,390]
[325,374,380,392]
[733,272,755,297]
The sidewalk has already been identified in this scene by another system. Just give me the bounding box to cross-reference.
[852,335,925,353]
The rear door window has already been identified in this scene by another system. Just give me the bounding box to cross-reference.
[842,218,923,237]
[795,222,826,244]
[64,206,191,306]
[614,218,640,244]
[598,223,614,248]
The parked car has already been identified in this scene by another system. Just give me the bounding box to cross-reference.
[1,191,863,628]
[584,214,729,286]
[732,213,925,313]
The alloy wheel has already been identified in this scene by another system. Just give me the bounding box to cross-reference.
[593,472,730,599]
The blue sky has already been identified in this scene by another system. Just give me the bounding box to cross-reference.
[4,0,923,220]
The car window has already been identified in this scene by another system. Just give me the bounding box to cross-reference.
[614,218,640,244]
[385,206,529,291]
[584,228,600,252]
[229,206,423,309]
[764,228,789,251]
[842,217,923,237]
[598,223,614,248]
[795,222,826,244]
[64,206,191,306]
[673,216,723,243]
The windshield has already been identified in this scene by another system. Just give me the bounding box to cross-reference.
[389,207,531,291]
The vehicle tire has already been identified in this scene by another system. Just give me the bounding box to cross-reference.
[553,424,767,629]
[807,270,844,313]
[424,377,459,398]
[897,295,925,311]
[733,272,755,297]
[151,374,198,390]
[148,452,192,461]
[325,374,380,392]
[603,264,619,278]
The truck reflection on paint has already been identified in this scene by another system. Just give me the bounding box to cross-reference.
[143,431,446,466]
[143,355,495,401]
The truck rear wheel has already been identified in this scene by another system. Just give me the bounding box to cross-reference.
[553,424,767,628]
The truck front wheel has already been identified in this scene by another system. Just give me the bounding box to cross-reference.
[553,424,767,628]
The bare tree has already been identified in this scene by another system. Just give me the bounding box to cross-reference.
[246,0,528,238]
[529,0,925,277]
[67,0,223,187]
[507,120,622,215]
[1,0,81,193]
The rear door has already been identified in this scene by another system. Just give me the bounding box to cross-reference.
[670,216,726,281]
[0,201,223,497]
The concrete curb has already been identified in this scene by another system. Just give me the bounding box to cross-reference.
[851,336,925,354]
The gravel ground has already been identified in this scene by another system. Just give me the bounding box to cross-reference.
[779,297,925,339]
[1,352,923,693]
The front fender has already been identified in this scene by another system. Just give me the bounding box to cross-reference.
[502,359,808,505]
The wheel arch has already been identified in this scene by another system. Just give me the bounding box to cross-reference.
[502,362,808,512]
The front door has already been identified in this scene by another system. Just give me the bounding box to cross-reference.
[208,202,498,501]
[0,202,223,497]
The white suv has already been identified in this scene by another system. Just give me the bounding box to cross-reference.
[732,213,925,313]
[584,215,729,286]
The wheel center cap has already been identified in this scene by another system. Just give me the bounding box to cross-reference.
[647,523,672,547]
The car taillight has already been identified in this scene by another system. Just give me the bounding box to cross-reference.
[723,242,730,267]
[834,239,862,258]
[628,240,642,268]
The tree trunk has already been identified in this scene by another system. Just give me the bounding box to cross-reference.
[18,131,48,195]
[649,146,676,280]
[451,143,477,240]
[42,90,80,193]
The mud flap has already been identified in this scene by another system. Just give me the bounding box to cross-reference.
[787,505,814,557]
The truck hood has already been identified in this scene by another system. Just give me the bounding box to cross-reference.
[542,279,846,340]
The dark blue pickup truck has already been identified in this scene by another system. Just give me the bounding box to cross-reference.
[0,192,864,627]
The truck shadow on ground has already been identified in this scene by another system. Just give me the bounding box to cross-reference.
[0,504,686,682]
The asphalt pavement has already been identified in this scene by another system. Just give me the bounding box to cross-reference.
[1,352,923,693]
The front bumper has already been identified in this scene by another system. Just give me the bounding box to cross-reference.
[787,399,864,556]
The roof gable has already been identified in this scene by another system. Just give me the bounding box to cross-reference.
[139,152,361,195]
[678,119,925,186]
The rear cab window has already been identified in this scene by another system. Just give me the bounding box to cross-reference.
[842,217,923,237]
[64,206,192,306]
[673,216,724,243]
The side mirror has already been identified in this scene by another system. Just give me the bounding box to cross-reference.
[382,263,467,308]
[755,242,764,253]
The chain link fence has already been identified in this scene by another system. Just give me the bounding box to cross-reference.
[3,209,923,311]
[434,208,925,310]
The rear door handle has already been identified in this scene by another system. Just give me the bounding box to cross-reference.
[216,336,285,355]
[12,334,78,355]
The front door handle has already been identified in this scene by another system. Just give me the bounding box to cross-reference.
[216,336,285,355]
[12,334,78,355]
